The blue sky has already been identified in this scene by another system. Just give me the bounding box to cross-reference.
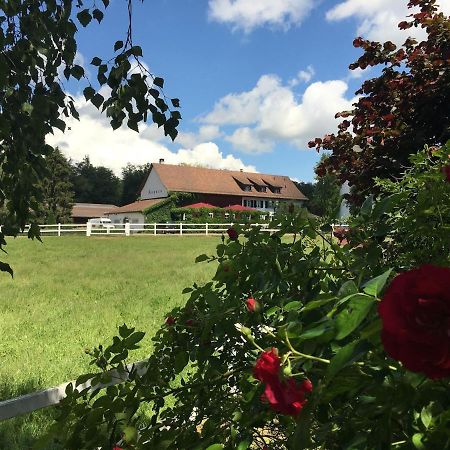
[48,0,450,182]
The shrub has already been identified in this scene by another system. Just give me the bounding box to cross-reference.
[46,145,450,450]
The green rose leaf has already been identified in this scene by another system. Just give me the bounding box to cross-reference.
[335,294,374,340]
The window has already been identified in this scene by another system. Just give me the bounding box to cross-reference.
[209,212,214,218]
[273,187,281,194]
[243,185,252,192]
[260,186,267,192]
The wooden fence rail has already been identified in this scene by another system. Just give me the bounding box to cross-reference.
[0,360,147,421]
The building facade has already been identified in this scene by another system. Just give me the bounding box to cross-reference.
[107,162,307,224]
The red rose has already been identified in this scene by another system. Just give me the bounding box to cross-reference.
[254,349,312,416]
[227,227,239,240]
[165,316,176,326]
[246,296,259,312]
[254,348,280,382]
[379,265,450,379]
[186,319,194,326]
[113,447,123,450]
[442,165,450,182]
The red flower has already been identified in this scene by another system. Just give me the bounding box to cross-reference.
[113,447,123,450]
[246,296,258,312]
[442,165,450,182]
[227,227,239,240]
[379,265,450,379]
[253,349,312,416]
[165,316,175,326]
[186,319,194,326]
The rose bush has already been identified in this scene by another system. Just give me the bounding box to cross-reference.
[42,144,450,450]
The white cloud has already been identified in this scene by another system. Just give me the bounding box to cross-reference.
[176,125,223,148]
[46,95,254,175]
[201,74,356,153]
[208,0,314,33]
[289,65,315,86]
[326,0,450,44]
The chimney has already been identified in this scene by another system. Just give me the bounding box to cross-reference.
[159,158,165,164]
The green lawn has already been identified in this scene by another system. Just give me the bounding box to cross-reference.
[0,235,218,449]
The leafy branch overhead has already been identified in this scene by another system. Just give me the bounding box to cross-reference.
[0,0,180,273]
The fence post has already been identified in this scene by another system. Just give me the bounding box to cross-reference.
[86,222,92,237]
[125,222,130,236]
[180,223,183,235]
[205,223,208,236]
[57,223,61,237]
[154,223,157,235]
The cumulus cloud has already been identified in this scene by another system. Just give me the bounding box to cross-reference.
[208,0,315,33]
[46,95,254,175]
[176,125,223,148]
[201,74,356,153]
[289,65,315,86]
[326,0,450,44]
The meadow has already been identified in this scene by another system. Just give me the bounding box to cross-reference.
[0,235,218,449]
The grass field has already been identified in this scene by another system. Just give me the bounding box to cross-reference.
[0,235,218,449]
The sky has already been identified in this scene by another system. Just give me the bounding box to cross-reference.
[47,0,450,183]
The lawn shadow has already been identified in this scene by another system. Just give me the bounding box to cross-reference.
[0,378,62,450]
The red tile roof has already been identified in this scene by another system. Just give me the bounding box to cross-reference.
[72,203,118,218]
[151,164,307,201]
[107,198,165,214]
[182,202,216,209]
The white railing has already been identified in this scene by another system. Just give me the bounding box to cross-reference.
[6,223,280,237]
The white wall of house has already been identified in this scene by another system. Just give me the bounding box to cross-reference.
[242,198,304,212]
[107,212,145,224]
[140,169,168,200]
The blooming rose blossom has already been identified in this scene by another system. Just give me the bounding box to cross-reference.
[379,265,450,379]
[253,349,312,416]
[165,316,176,326]
[246,296,258,312]
[443,165,450,182]
[227,227,239,240]
[113,447,123,450]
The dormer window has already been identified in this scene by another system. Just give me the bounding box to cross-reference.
[259,186,267,192]
[273,187,281,194]
[243,185,252,192]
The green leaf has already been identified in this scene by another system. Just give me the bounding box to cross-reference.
[298,323,331,341]
[90,57,102,66]
[326,341,367,381]
[114,40,124,51]
[101,0,109,6]
[83,86,95,101]
[284,301,302,311]
[362,269,393,297]
[70,65,84,80]
[338,280,358,298]
[91,93,104,109]
[205,445,224,450]
[92,8,104,23]
[130,45,143,57]
[77,9,92,27]
[412,433,425,450]
[0,261,13,277]
[54,118,66,132]
[195,254,209,263]
[360,195,374,216]
[174,352,189,373]
[335,294,374,340]
[126,331,145,346]
[171,98,180,108]
[154,77,164,88]
[237,441,251,450]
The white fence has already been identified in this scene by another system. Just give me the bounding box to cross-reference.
[6,223,279,237]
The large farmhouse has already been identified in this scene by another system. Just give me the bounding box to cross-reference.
[107,161,307,224]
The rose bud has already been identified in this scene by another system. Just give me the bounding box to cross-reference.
[227,227,239,240]
[165,316,176,326]
[246,296,259,312]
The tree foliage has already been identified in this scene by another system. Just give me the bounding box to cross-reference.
[35,147,74,223]
[0,0,180,272]
[310,0,450,205]
[71,156,122,205]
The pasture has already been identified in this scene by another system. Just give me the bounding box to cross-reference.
[0,235,218,449]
